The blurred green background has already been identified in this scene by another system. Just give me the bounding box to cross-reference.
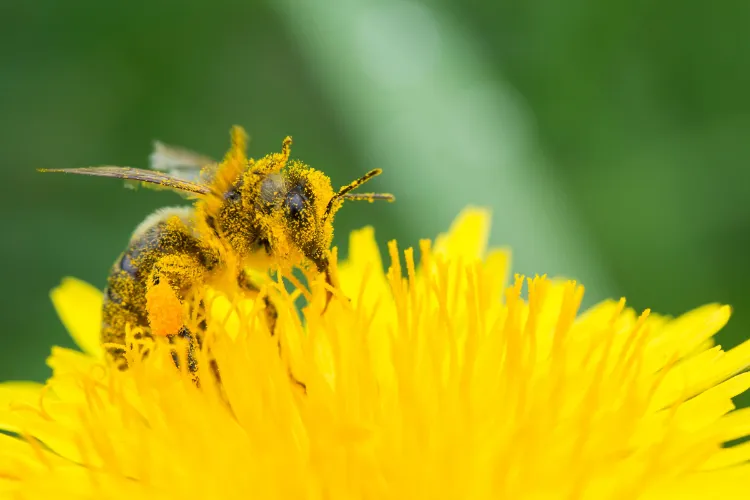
[1,1,748,406]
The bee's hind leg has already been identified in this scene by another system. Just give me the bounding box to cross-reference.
[147,254,207,382]
[168,326,200,375]
[169,312,221,387]
[236,269,305,392]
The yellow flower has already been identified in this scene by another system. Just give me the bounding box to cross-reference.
[1,208,750,499]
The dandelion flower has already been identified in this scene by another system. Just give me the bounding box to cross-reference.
[1,208,750,499]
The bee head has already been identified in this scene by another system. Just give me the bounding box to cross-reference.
[203,134,394,278]
[268,163,337,273]
[273,163,395,273]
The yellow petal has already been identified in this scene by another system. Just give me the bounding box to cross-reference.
[50,277,104,359]
[714,407,750,442]
[642,465,750,500]
[0,382,43,408]
[433,206,491,261]
[0,382,44,433]
[343,226,383,270]
[205,288,259,341]
[338,226,389,311]
[647,303,731,368]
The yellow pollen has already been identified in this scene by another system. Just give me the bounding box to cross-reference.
[146,280,183,337]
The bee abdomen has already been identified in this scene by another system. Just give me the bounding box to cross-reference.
[101,207,216,369]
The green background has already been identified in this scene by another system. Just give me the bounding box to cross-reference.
[1,1,748,406]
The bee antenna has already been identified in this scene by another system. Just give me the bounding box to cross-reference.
[323,169,394,221]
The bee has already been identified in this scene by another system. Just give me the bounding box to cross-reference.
[42,126,393,373]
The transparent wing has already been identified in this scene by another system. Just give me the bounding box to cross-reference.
[149,141,217,185]
[40,166,210,196]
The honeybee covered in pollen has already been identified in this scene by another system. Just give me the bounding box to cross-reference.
[42,126,394,375]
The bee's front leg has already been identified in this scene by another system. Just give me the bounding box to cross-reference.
[236,269,278,335]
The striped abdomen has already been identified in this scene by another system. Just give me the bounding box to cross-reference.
[101,207,217,369]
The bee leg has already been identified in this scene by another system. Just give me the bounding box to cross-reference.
[237,270,306,393]
[148,254,207,377]
[323,266,334,312]
[316,256,343,313]
[169,326,199,375]
[169,307,219,387]
[194,306,221,384]
[236,270,278,335]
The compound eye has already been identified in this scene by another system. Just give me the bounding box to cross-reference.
[223,178,243,202]
[285,191,307,219]
[224,188,241,202]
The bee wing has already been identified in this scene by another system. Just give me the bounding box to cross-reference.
[40,166,210,196]
[150,141,218,185]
